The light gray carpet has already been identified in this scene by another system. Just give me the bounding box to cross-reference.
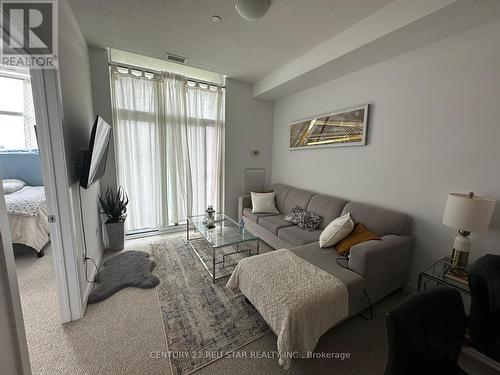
[15,233,493,375]
[15,238,171,375]
[151,236,269,375]
[88,250,160,304]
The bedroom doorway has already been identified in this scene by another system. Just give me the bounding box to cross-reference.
[0,62,73,333]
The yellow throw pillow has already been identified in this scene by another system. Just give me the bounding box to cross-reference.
[335,223,380,256]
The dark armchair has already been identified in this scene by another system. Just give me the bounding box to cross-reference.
[385,286,467,375]
[468,254,500,362]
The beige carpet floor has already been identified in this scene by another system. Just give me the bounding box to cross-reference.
[15,238,171,375]
[14,234,491,375]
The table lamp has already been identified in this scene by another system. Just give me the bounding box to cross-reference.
[442,192,496,276]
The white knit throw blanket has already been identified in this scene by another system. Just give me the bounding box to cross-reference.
[227,249,348,369]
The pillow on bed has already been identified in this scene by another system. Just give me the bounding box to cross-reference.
[2,179,25,194]
[319,212,354,248]
[251,191,279,214]
[335,223,380,255]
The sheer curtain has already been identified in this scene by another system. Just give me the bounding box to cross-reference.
[111,67,162,231]
[111,67,225,232]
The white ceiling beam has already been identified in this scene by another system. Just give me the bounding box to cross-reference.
[253,0,500,100]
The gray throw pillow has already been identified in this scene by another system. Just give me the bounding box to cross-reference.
[285,206,322,232]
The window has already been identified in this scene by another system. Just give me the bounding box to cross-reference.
[111,67,225,233]
[0,68,37,151]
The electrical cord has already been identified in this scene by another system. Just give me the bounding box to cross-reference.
[78,187,99,283]
[336,256,373,321]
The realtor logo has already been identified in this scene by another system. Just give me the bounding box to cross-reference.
[1,0,58,68]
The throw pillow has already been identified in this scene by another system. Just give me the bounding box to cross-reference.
[251,191,279,214]
[2,179,26,194]
[335,223,381,256]
[284,206,303,223]
[319,212,354,248]
[285,206,322,232]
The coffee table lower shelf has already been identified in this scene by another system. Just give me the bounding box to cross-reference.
[186,223,260,283]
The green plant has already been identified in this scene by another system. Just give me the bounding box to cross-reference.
[98,187,129,223]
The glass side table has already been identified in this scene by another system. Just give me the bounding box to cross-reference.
[417,257,470,295]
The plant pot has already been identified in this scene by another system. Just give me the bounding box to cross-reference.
[105,221,125,250]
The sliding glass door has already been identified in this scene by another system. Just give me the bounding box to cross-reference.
[111,67,224,233]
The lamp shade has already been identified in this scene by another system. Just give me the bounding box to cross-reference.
[442,193,496,233]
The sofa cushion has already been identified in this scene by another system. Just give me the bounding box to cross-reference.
[278,226,322,247]
[251,191,279,214]
[335,223,380,255]
[269,183,293,213]
[282,188,316,215]
[259,215,294,235]
[242,208,277,224]
[319,212,354,248]
[284,206,322,232]
[307,194,348,230]
[290,242,366,315]
[342,202,411,236]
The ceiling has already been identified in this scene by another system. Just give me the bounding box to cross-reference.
[68,0,394,83]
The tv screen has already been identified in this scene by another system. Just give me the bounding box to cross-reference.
[80,116,111,189]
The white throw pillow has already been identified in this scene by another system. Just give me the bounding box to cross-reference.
[319,212,354,248]
[2,179,26,194]
[251,192,279,214]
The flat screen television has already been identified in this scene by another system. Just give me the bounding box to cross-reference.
[80,116,112,189]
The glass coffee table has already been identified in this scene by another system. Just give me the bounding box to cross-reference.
[186,213,260,283]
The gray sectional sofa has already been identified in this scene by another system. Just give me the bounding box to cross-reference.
[238,183,413,314]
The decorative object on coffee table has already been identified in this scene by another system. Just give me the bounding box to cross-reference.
[205,205,216,229]
[442,192,496,276]
[99,187,129,250]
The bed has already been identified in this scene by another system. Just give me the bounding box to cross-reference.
[0,150,50,257]
[5,185,50,256]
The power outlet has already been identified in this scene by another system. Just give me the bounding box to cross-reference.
[72,161,79,178]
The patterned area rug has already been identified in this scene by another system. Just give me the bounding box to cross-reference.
[150,235,270,375]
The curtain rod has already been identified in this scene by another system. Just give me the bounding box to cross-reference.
[109,62,225,89]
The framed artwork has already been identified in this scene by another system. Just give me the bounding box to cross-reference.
[289,104,369,150]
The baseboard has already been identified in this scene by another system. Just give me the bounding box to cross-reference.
[460,345,500,375]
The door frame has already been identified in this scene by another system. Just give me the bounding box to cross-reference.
[30,68,84,322]
[0,188,32,374]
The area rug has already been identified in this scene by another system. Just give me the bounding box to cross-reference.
[88,250,160,304]
[150,235,270,375]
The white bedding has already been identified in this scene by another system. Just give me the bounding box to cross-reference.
[227,249,348,369]
[5,186,50,252]
[5,186,46,216]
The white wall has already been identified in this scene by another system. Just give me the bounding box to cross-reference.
[88,47,117,193]
[58,0,103,304]
[271,19,500,287]
[225,79,274,220]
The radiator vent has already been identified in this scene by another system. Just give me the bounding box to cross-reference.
[165,53,187,64]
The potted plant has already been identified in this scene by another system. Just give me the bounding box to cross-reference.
[98,187,129,250]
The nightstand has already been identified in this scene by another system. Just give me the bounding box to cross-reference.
[417,257,470,295]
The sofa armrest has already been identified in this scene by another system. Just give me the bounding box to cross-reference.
[238,194,251,222]
[348,235,413,302]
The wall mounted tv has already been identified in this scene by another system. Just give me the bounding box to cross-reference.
[80,116,111,189]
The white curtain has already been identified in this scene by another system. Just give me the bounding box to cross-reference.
[111,67,225,232]
[23,78,37,149]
